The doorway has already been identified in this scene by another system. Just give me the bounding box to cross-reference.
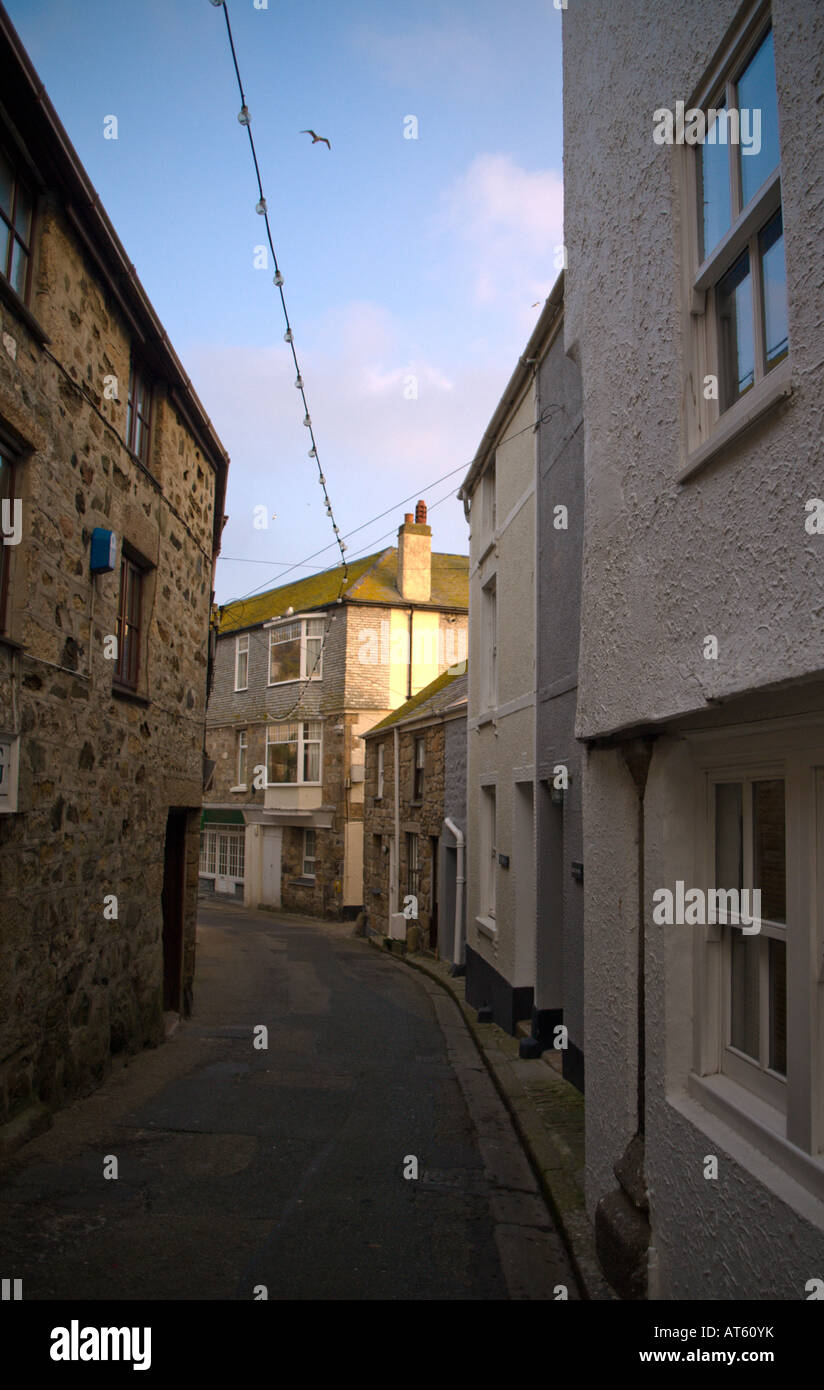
[162,808,188,1013]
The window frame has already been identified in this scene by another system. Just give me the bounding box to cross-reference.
[234,633,249,691]
[265,718,323,786]
[376,742,385,800]
[0,138,34,304]
[303,827,317,879]
[678,7,791,479]
[406,831,420,902]
[126,361,154,469]
[113,550,144,691]
[687,721,824,1191]
[413,735,425,803]
[481,575,497,713]
[266,613,325,687]
[235,728,248,789]
[478,782,497,930]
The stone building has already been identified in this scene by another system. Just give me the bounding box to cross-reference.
[563,0,824,1296]
[0,7,229,1147]
[361,666,467,959]
[203,504,468,917]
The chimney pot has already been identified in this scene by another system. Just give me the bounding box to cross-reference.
[415,499,427,524]
[404,512,414,524]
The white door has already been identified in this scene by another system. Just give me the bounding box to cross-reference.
[261,827,282,908]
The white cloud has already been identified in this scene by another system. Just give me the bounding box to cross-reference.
[440,153,564,309]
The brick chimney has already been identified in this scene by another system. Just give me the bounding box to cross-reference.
[397,500,431,601]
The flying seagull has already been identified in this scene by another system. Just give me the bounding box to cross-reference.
[301,129,331,149]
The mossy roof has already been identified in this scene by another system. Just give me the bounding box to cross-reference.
[218,547,469,635]
[363,666,468,736]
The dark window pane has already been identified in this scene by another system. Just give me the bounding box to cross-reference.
[270,636,300,683]
[753,779,785,923]
[717,250,754,408]
[9,239,27,297]
[267,740,297,783]
[759,210,788,367]
[0,148,12,218]
[14,180,32,243]
[0,221,9,278]
[700,107,732,259]
[716,782,743,890]
[737,28,780,207]
[768,937,787,1075]
[730,930,759,1059]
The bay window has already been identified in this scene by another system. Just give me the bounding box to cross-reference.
[265,719,322,785]
[267,615,324,685]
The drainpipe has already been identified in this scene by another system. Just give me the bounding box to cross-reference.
[443,817,465,972]
[392,725,400,917]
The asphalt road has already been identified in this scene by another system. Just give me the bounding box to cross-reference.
[0,902,574,1300]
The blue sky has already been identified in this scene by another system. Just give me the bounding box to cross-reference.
[6,0,564,604]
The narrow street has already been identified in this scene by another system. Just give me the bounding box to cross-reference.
[0,902,574,1301]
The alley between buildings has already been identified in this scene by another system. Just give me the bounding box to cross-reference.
[0,903,573,1301]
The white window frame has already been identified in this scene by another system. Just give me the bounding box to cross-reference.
[266,613,325,686]
[199,825,245,886]
[678,6,790,479]
[234,633,249,691]
[377,742,385,800]
[233,728,248,790]
[265,719,323,786]
[303,827,317,879]
[686,719,824,1200]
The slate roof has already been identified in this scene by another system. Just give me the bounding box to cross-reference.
[218,548,469,635]
[362,666,468,736]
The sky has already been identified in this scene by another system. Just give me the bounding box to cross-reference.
[5,0,565,605]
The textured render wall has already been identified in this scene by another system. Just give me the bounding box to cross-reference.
[444,715,467,833]
[0,202,216,1125]
[643,737,824,1297]
[467,382,536,995]
[535,325,585,1048]
[564,0,824,740]
[582,748,641,1218]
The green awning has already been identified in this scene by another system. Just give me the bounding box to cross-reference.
[201,808,245,827]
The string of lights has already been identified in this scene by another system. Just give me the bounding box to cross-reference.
[209,0,349,608]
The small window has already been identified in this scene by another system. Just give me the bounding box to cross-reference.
[481,785,497,921]
[303,828,317,878]
[126,362,153,466]
[482,577,497,712]
[0,143,33,302]
[114,553,143,689]
[236,729,248,787]
[235,633,249,691]
[377,743,385,800]
[413,736,425,801]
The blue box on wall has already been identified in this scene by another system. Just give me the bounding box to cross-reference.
[90,527,117,574]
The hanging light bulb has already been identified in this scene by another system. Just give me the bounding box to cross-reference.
[209,1,223,7]
[238,106,251,126]
[317,473,325,485]
[295,375,304,389]
[273,270,284,287]
[303,414,311,427]
[308,447,316,458]
[340,542,348,552]
[284,329,293,343]
[255,197,267,215]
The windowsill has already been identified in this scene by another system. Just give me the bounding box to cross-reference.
[233,687,248,694]
[477,712,496,729]
[679,359,792,482]
[0,274,50,345]
[684,1071,824,1207]
[477,537,496,566]
[230,785,247,793]
[111,682,150,705]
[476,915,497,940]
[266,678,322,688]
[266,783,322,789]
[290,876,316,886]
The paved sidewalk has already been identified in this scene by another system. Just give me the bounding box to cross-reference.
[366,935,615,1300]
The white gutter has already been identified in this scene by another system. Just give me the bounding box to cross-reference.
[443,816,465,969]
